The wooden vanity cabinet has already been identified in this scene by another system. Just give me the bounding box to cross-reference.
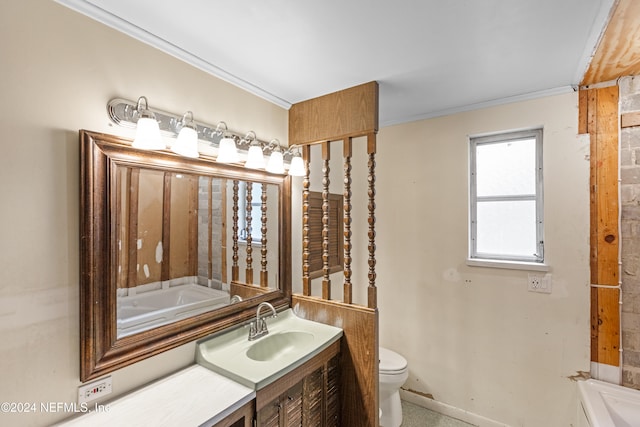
[213,399,255,427]
[255,339,341,427]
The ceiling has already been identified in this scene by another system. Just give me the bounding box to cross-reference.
[58,0,617,127]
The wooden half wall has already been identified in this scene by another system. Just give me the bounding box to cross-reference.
[579,85,620,367]
[289,81,380,427]
[292,295,379,427]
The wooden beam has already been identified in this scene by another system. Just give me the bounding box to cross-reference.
[289,81,379,146]
[591,287,621,366]
[581,0,640,85]
[588,86,620,286]
[578,90,589,134]
[581,85,620,367]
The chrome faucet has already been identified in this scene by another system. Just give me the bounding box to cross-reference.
[248,302,277,341]
[230,294,243,304]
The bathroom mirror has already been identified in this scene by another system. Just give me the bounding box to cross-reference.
[80,130,291,381]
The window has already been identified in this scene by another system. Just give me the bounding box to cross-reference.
[238,181,263,242]
[469,128,544,265]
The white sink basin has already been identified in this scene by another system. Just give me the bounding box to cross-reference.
[246,331,315,362]
[196,308,343,390]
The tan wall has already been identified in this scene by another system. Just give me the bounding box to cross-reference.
[376,93,590,426]
[0,1,287,425]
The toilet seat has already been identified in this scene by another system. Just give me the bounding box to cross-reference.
[379,347,408,375]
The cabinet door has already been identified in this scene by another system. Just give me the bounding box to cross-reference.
[214,399,255,427]
[256,397,281,427]
[302,368,323,425]
[255,341,341,427]
[325,354,340,426]
[283,381,303,427]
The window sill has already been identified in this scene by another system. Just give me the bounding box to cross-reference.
[466,258,550,272]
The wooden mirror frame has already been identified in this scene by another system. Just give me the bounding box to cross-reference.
[79,130,291,382]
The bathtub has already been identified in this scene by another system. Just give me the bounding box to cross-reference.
[578,379,640,427]
[117,284,229,337]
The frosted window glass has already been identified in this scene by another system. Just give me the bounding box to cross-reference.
[476,138,536,197]
[476,200,537,257]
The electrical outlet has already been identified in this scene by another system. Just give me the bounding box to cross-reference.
[528,274,541,290]
[78,376,112,404]
[528,273,552,294]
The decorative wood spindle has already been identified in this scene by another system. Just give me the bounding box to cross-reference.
[232,180,239,281]
[245,181,254,284]
[302,145,311,296]
[367,133,377,309]
[343,138,353,304]
[322,141,331,300]
[260,184,268,287]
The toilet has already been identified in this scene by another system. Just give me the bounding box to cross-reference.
[379,346,409,427]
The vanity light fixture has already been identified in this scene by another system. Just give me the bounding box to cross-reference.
[132,96,164,150]
[266,140,285,174]
[171,111,200,158]
[107,96,300,174]
[244,132,266,169]
[215,122,240,164]
[287,148,305,176]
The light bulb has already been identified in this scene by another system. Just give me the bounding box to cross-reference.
[217,137,240,163]
[288,155,305,176]
[245,145,265,169]
[172,125,199,158]
[133,116,164,150]
[266,151,285,174]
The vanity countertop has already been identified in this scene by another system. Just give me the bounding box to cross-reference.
[55,365,254,427]
[196,308,343,390]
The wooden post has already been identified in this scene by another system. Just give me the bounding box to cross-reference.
[302,145,312,296]
[245,181,254,284]
[343,138,353,304]
[367,133,377,309]
[322,141,331,300]
[580,85,620,366]
[232,180,239,282]
[260,184,269,287]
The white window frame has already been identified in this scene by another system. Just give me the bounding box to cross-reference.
[238,181,263,244]
[468,128,546,270]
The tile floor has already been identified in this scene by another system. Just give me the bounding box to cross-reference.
[400,400,476,427]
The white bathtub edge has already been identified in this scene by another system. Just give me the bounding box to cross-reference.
[577,378,635,427]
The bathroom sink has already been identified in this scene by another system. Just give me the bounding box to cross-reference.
[246,331,315,362]
[196,308,342,390]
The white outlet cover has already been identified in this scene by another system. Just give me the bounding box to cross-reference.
[528,273,552,294]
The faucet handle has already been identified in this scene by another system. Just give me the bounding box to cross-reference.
[246,320,257,335]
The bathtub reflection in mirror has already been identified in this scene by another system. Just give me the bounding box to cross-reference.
[113,167,280,338]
